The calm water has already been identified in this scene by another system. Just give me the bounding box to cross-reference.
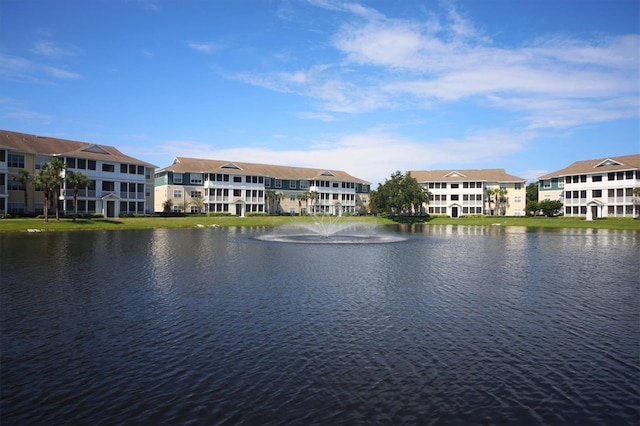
[1,225,638,425]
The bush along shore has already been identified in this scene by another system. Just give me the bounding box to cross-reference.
[0,213,638,233]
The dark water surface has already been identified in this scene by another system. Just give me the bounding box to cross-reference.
[1,225,638,425]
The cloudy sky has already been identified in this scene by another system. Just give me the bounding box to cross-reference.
[1,0,638,186]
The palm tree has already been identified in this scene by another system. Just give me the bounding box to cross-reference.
[32,169,55,222]
[265,189,276,214]
[162,199,173,213]
[65,170,91,221]
[632,187,640,218]
[12,169,32,214]
[47,158,66,220]
[296,192,309,215]
[484,188,496,215]
[308,190,319,213]
[495,188,508,216]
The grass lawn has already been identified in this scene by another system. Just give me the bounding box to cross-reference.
[0,214,638,233]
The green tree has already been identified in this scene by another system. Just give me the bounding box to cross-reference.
[12,169,32,213]
[308,190,319,213]
[162,199,173,213]
[47,158,66,220]
[370,171,428,216]
[538,199,563,217]
[495,188,508,215]
[65,170,91,221]
[296,192,309,215]
[526,182,538,203]
[526,182,539,216]
[32,168,55,222]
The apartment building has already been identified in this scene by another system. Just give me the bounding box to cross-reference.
[538,154,640,220]
[0,130,155,217]
[409,169,527,218]
[155,157,370,216]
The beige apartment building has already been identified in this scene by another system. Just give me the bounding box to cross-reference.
[0,130,155,217]
[154,157,371,216]
[538,154,640,220]
[409,169,527,217]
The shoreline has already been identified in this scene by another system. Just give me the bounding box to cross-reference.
[1,215,639,233]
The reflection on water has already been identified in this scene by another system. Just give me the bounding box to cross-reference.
[1,226,638,425]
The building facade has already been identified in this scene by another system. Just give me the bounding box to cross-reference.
[155,157,370,216]
[0,130,155,217]
[538,154,640,220]
[409,169,527,218]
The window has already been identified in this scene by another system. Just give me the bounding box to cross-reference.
[592,190,602,198]
[173,173,183,184]
[173,190,182,198]
[514,196,522,203]
[500,183,507,190]
[265,178,271,187]
[515,183,522,190]
[190,190,201,198]
[102,181,115,192]
[451,183,459,189]
[8,154,24,168]
[289,194,296,201]
[66,157,76,169]
[580,175,587,183]
[233,189,241,197]
[77,159,86,169]
[233,176,242,183]
[190,174,202,184]
[608,172,616,181]
[592,175,602,182]
[451,194,459,201]
[120,164,127,173]
[35,157,49,170]
[274,179,282,188]
[542,180,551,189]
[102,163,115,172]
[290,180,297,189]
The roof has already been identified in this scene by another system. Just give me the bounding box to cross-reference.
[408,169,526,183]
[159,157,370,184]
[538,154,640,179]
[0,130,155,167]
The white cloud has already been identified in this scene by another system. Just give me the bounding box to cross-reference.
[229,2,639,131]
[188,42,221,54]
[151,128,535,186]
[31,41,81,57]
[42,65,81,80]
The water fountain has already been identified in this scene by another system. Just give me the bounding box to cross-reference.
[254,212,406,244]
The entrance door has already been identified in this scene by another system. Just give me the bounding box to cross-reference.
[106,201,115,217]
[451,206,459,218]
[591,206,598,219]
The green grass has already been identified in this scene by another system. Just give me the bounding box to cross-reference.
[0,214,638,233]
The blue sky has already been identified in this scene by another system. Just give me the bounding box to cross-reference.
[1,0,638,186]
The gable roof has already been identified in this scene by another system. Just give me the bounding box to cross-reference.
[409,169,526,183]
[538,154,640,179]
[160,157,370,184]
[0,130,155,167]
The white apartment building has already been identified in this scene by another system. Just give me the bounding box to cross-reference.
[409,169,527,218]
[538,154,640,220]
[155,157,370,216]
[0,130,155,217]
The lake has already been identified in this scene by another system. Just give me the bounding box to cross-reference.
[1,225,638,425]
